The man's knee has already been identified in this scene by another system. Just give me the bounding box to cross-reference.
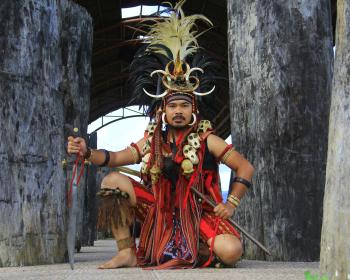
[100,171,136,205]
[102,171,127,187]
[221,241,242,265]
[213,235,243,266]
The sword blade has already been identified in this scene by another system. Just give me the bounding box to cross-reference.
[67,178,78,269]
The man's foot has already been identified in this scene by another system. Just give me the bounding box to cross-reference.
[98,248,137,269]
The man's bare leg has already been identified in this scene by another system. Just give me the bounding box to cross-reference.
[97,171,138,269]
[207,234,243,266]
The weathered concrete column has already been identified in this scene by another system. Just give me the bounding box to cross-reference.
[320,1,350,278]
[0,0,92,266]
[227,1,333,260]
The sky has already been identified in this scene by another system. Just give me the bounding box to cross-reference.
[87,106,232,194]
[121,5,170,18]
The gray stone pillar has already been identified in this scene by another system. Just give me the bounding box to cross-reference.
[0,0,92,266]
[227,1,333,261]
[320,0,350,278]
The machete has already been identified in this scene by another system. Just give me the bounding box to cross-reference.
[67,127,81,269]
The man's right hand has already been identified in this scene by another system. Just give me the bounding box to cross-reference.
[67,136,87,157]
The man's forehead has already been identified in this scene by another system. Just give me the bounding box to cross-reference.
[165,92,193,104]
[166,99,192,105]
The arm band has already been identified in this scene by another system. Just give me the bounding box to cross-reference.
[218,144,234,163]
[233,176,252,189]
[99,149,110,167]
[130,143,141,163]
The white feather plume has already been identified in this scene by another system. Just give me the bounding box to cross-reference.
[146,0,212,61]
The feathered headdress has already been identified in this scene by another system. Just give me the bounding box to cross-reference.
[142,0,215,98]
[128,0,220,116]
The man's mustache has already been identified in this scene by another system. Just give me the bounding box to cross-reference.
[172,115,185,121]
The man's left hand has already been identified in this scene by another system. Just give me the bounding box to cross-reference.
[213,202,236,219]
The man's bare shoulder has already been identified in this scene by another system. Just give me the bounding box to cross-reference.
[206,133,228,157]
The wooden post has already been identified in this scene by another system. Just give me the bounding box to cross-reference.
[82,132,98,247]
[227,1,333,261]
[0,0,92,266]
[320,0,350,278]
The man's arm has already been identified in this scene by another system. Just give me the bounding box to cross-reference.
[207,134,254,219]
[67,136,146,168]
[108,138,146,167]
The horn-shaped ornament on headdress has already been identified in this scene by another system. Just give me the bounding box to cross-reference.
[143,61,215,97]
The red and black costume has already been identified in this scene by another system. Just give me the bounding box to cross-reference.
[123,0,240,268]
[132,129,239,268]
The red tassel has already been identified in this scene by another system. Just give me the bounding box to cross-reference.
[201,217,220,268]
[182,170,197,209]
[68,155,85,207]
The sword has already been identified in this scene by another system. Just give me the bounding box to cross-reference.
[118,166,271,256]
[67,127,80,270]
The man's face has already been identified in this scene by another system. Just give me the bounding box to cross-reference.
[165,99,193,128]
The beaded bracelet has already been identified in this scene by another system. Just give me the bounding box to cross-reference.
[128,146,139,164]
[227,199,238,208]
[227,194,240,208]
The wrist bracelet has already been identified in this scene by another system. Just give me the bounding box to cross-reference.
[99,149,110,167]
[233,176,252,189]
[226,199,238,209]
[227,194,240,207]
[84,147,92,159]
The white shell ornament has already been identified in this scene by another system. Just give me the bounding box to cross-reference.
[183,144,199,165]
[181,159,194,175]
[141,153,151,174]
[197,120,212,134]
[146,123,157,136]
[141,139,151,155]
[187,133,201,149]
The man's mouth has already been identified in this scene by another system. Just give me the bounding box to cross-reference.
[173,116,185,121]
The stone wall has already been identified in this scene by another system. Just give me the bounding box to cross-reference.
[0,0,92,266]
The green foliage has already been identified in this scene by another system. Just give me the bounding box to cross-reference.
[305,271,329,280]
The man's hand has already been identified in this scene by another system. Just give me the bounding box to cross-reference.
[67,136,87,157]
[213,202,236,220]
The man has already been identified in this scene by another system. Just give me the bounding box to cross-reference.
[67,0,254,269]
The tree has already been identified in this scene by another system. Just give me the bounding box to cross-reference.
[320,0,350,278]
[227,0,333,260]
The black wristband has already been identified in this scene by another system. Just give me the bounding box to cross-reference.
[99,149,110,167]
[233,176,252,189]
[84,147,91,159]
